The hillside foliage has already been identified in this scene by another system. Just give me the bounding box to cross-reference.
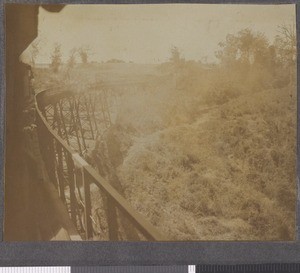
[33,27,296,240]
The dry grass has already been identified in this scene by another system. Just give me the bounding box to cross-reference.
[34,61,296,241]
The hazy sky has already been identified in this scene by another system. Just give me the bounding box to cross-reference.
[28,4,295,64]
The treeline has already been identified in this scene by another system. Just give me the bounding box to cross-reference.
[158,26,296,125]
[215,26,296,89]
[50,45,93,72]
[167,25,296,91]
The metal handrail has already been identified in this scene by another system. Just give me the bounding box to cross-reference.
[35,88,166,241]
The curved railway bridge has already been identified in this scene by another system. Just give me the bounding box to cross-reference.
[30,83,166,241]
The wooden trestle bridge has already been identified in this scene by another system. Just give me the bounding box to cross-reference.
[30,82,166,241]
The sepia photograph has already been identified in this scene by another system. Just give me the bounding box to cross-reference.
[4,3,297,241]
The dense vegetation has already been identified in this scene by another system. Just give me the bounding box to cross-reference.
[33,27,296,240]
[114,28,296,240]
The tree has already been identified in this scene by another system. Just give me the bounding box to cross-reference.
[215,29,281,91]
[168,46,185,89]
[65,48,77,81]
[78,46,92,64]
[50,44,62,73]
[67,48,77,69]
[170,46,181,64]
[274,24,296,67]
[273,24,296,86]
[216,29,270,67]
[215,34,239,66]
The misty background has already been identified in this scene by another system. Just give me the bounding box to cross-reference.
[26,4,297,241]
[22,4,294,64]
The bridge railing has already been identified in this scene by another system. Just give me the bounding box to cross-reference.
[35,88,166,241]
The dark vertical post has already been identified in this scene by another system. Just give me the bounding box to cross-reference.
[56,142,66,203]
[36,114,47,165]
[48,137,57,188]
[82,169,93,239]
[107,197,119,240]
[54,103,63,137]
[66,152,77,225]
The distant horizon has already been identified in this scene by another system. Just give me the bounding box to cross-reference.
[33,59,209,66]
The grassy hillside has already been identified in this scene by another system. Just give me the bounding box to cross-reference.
[33,58,296,240]
[116,85,296,240]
